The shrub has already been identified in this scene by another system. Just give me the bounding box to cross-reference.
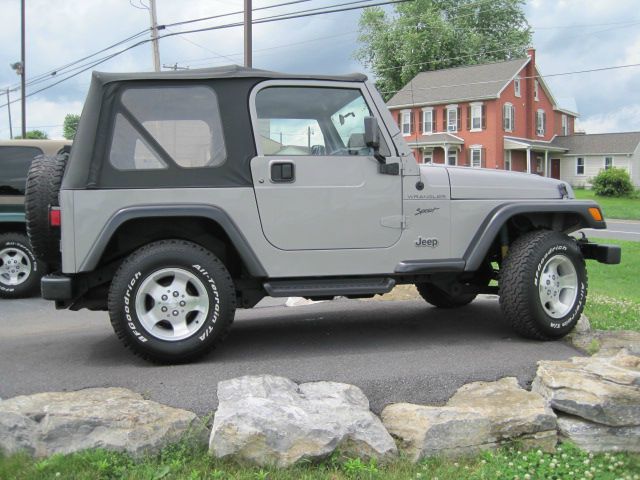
[591,167,634,197]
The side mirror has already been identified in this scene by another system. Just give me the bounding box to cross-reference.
[364,116,380,149]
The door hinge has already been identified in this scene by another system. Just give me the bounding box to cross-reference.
[381,215,407,229]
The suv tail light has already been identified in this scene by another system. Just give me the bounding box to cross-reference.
[49,207,61,227]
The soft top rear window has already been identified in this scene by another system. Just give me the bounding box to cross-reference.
[109,85,227,171]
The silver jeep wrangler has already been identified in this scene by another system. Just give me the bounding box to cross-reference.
[26,66,620,363]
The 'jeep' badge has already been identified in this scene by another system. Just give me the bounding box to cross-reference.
[415,236,439,248]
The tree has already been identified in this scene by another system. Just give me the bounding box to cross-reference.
[356,0,532,100]
[15,130,48,140]
[63,113,80,140]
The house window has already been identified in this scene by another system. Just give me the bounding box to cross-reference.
[470,104,482,131]
[503,103,514,132]
[534,80,539,101]
[447,149,457,166]
[422,108,433,134]
[422,149,433,164]
[470,147,483,168]
[401,110,411,136]
[576,157,585,175]
[562,114,568,136]
[447,106,458,132]
[536,109,546,137]
[504,150,512,171]
[605,156,613,170]
[514,76,521,97]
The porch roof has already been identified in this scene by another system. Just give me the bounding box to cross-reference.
[407,133,465,148]
[504,136,568,153]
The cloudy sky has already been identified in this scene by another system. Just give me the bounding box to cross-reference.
[0,0,638,139]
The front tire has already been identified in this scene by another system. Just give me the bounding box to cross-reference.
[0,233,44,299]
[108,240,236,363]
[499,230,587,340]
[415,282,477,308]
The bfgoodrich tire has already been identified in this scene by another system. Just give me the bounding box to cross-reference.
[0,233,44,299]
[499,230,587,340]
[415,282,477,308]
[108,240,236,363]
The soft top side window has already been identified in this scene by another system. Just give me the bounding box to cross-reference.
[109,85,227,171]
[255,86,390,157]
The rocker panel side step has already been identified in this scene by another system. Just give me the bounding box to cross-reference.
[263,277,395,298]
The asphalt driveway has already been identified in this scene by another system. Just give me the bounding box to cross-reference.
[0,296,581,415]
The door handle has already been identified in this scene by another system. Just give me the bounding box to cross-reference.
[270,161,295,183]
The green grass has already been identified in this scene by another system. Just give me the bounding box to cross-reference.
[585,239,640,331]
[1,441,638,480]
[574,188,640,220]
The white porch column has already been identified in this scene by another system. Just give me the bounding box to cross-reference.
[443,145,449,165]
[526,148,532,174]
[544,150,549,177]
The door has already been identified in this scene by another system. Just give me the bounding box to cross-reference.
[551,158,561,179]
[250,84,402,251]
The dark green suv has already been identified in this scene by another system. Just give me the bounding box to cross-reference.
[0,139,71,298]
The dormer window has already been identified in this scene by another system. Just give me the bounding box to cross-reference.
[514,76,521,97]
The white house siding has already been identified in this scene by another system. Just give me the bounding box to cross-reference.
[560,154,634,188]
[633,143,640,187]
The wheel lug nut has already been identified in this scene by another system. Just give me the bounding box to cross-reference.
[179,301,186,307]
[161,295,168,301]
[173,291,179,297]
[161,306,168,312]
[172,310,179,316]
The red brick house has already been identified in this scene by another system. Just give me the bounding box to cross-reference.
[386,48,578,177]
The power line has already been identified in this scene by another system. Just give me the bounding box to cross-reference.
[0,0,412,110]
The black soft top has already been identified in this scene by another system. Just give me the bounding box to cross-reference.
[92,65,368,85]
[63,66,368,190]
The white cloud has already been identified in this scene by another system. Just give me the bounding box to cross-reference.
[576,104,640,134]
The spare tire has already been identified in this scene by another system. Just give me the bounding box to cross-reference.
[25,152,69,267]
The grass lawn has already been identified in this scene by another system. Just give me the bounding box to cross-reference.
[585,238,640,331]
[1,441,638,480]
[574,188,640,220]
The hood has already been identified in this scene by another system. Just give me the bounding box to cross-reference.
[442,166,572,200]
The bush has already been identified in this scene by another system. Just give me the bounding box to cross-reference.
[591,167,634,197]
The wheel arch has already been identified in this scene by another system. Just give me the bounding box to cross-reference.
[463,201,605,272]
[80,205,267,278]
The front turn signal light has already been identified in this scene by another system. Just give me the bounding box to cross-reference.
[588,207,603,222]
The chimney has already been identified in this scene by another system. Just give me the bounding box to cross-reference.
[526,47,536,67]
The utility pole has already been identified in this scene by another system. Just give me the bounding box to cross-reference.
[20,0,26,138]
[148,0,161,72]
[244,0,252,68]
[5,89,13,139]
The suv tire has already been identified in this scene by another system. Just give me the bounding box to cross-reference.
[25,152,69,267]
[108,239,236,363]
[499,230,587,340]
[0,233,44,299]
[415,282,477,308]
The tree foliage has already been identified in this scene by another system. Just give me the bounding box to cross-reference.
[356,0,532,100]
[63,113,81,140]
[15,129,48,140]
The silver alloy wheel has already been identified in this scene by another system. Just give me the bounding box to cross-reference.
[134,268,210,342]
[0,247,32,286]
[538,254,578,319]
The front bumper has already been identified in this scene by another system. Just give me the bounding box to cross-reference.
[579,242,621,264]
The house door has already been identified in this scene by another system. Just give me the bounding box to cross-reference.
[551,159,561,179]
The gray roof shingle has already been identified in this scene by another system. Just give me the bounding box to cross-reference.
[552,132,640,155]
[387,57,530,108]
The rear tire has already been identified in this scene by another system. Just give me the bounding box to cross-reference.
[108,239,236,364]
[0,233,44,299]
[499,230,587,340]
[25,152,69,267]
[415,282,477,308]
